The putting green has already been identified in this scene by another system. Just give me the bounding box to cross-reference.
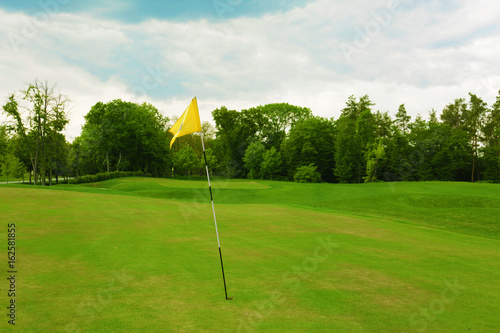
[1,179,499,332]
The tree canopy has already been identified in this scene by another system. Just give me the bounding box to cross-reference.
[2,79,499,185]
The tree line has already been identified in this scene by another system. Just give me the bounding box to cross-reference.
[212,93,500,183]
[1,79,499,184]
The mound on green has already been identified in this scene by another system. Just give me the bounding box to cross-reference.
[1,178,499,332]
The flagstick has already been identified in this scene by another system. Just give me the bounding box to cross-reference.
[200,132,232,300]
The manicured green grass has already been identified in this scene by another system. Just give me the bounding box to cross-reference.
[1,178,499,332]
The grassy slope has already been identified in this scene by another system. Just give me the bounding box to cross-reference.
[51,178,500,239]
[0,178,499,332]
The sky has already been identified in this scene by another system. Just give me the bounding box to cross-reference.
[0,0,499,141]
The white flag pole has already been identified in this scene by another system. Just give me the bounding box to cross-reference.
[200,130,232,300]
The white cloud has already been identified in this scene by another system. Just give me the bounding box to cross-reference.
[0,0,499,141]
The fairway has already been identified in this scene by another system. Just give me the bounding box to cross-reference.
[1,178,499,332]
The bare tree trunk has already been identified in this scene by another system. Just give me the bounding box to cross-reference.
[41,159,46,186]
[116,151,122,171]
[34,124,40,185]
[471,136,476,183]
[106,151,110,174]
[496,149,500,181]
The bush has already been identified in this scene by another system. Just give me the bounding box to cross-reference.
[56,170,147,186]
[294,165,322,183]
[96,173,109,181]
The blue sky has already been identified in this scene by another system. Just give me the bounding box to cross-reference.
[0,0,315,22]
[1,0,499,140]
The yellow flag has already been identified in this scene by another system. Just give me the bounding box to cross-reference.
[169,98,202,148]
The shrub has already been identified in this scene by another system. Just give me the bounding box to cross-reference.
[96,173,109,181]
[57,170,146,186]
[294,164,322,183]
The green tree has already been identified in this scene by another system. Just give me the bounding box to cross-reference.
[334,117,357,183]
[441,98,467,129]
[2,80,69,185]
[212,103,311,177]
[212,106,257,177]
[250,103,312,150]
[431,125,470,181]
[282,117,336,182]
[243,141,266,179]
[24,80,69,185]
[364,139,385,183]
[294,164,321,183]
[1,153,24,183]
[379,127,411,182]
[373,111,393,139]
[0,126,8,164]
[261,147,282,180]
[467,94,488,182]
[204,148,219,174]
[402,114,471,182]
[173,146,199,178]
[334,95,376,183]
[481,90,500,182]
[78,100,170,176]
[395,104,411,133]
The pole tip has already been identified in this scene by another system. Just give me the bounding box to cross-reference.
[226,297,234,300]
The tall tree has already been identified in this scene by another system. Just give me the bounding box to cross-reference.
[25,80,70,185]
[253,103,312,149]
[1,153,24,183]
[0,126,8,164]
[78,100,170,176]
[441,98,468,129]
[481,90,500,182]
[261,147,282,180]
[243,141,266,179]
[282,117,336,182]
[2,80,69,185]
[395,104,411,133]
[334,95,376,183]
[212,103,311,177]
[172,146,199,178]
[212,106,260,177]
[364,139,385,183]
[467,93,488,182]
[334,116,358,183]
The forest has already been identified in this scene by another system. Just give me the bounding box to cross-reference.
[1,79,499,184]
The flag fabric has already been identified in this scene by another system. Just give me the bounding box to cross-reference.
[169,98,202,148]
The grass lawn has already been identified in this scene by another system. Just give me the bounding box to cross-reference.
[1,178,499,332]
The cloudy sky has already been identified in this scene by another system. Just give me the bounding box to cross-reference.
[1,0,499,140]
